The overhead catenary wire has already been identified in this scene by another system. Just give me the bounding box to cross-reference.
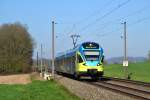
[57,0,132,48]
[59,0,131,41]
[57,0,150,49]
[60,0,116,37]
[90,5,150,38]
[75,0,116,25]
[58,0,150,40]
[58,0,129,40]
[77,0,131,34]
[95,15,150,38]
[129,16,150,27]
[91,5,150,34]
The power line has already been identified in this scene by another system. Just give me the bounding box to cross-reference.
[129,16,150,27]
[60,0,116,37]
[91,6,150,34]
[66,24,77,35]
[59,0,129,40]
[95,15,150,38]
[59,0,149,41]
[95,27,122,37]
[90,5,150,38]
[56,24,77,40]
[76,0,116,25]
[120,6,150,21]
[77,0,131,34]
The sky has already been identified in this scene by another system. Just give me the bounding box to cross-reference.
[0,0,150,59]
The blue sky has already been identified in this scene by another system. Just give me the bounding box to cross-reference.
[1,0,150,59]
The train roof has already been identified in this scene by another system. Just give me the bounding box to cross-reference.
[56,41,103,59]
[56,47,77,59]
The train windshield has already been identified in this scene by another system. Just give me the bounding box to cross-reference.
[84,51,100,61]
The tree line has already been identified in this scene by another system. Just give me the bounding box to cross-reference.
[0,23,34,74]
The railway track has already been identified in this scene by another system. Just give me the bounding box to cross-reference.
[103,77,150,92]
[83,77,150,100]
[103,76,150,87]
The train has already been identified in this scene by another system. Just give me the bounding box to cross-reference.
[55,41,104,80]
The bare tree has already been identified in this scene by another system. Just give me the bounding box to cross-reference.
[0,22,34,74]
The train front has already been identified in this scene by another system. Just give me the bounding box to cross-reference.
[76,42,104,79]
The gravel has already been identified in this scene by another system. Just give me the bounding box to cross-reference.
[55,74,137,100]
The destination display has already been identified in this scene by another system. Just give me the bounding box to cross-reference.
[82,43,99,49]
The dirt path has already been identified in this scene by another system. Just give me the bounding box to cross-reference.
[0,74,31,84]
[30,72,45,81]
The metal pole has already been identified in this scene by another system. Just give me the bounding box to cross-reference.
[70,34,80,49]
[70,35,75,48]
[37,52,39,68]
[52,21,55,79]
[122,21,128,78]
[124,22,127,61]
[40,44,43,74]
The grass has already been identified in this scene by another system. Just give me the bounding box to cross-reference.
[104,61,150,83]
[0,80,80,100]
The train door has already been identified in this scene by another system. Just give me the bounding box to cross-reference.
[74,52,84,79]
[70,55,75,74]
[75,52,78,73]
[76,52,84,73]
[74,52,80,79]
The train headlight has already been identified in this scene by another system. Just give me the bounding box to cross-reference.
[83,63,87,66]
[97,63,100,66]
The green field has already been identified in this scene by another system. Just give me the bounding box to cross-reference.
[0,80,79,100]
[104,61,150,82]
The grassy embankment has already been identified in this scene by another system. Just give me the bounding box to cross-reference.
[104,61,150,82]
[0,78,79,100]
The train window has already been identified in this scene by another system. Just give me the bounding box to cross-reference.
[78,54,83,63]
[85,55,99,61]
[101,55,104,62]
